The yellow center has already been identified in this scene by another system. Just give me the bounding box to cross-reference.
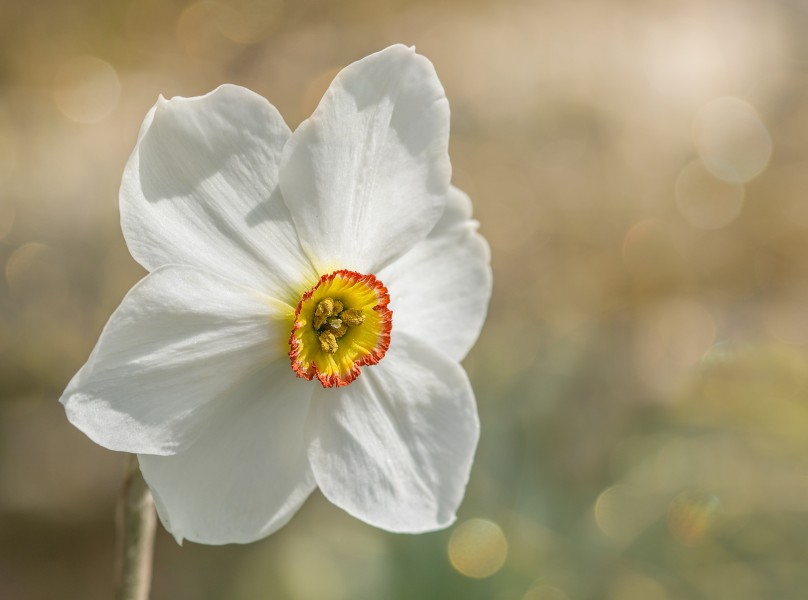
[289,270,392,388]
[311,296,367,354]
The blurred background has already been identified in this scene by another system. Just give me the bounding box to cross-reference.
[2,0,808,598]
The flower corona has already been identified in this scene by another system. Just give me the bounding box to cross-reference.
[289,270,392,387]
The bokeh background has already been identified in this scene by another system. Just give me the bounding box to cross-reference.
[2,0,808,598]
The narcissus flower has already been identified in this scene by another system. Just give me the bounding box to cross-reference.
[60,45,492,544]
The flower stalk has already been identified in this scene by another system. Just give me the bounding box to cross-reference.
[115,454,156,600]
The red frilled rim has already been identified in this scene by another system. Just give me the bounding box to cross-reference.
[288,270,392,388]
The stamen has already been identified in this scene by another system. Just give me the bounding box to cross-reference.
[319,331,338,353]
[313,298,335,329]
[313,298,365,352]
[341,308,365,326]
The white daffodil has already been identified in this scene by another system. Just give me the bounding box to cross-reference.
[60,45,492,544]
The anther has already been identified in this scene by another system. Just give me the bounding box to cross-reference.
[313,298,335,329]
[312,298,365,353]
[319,331,338,353]
[341,309,365,326]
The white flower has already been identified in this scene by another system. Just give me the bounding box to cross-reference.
[60,45,492,544]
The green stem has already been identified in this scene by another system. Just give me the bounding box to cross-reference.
[115,454,156,600]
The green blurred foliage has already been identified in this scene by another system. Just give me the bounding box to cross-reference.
[2,0,808,598]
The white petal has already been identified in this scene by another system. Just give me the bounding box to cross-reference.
[60,265,293,455]
[432,184,474,236]
[139,359,316,545]
[379,186,492,362]
[121,84,318,302]
[306,333,479,533]
[280,45,451,274]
